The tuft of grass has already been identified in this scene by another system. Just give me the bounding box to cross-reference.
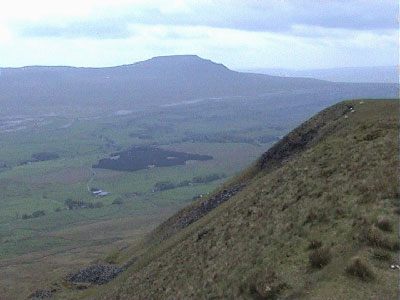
[371,249,391,261]
[309,247,331,269]
[304,210,328,225]
[376,217,392,232]
[307,240,322,250]
[241,269,287,300]
[346,257,374,281]
[365,226,399,251]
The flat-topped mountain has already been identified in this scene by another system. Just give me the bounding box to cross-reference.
[0,55,397,111]
[119,55,230,77]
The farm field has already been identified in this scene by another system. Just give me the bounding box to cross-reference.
[0,96,315,298]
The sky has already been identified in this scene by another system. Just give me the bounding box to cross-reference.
[0,0,398,69]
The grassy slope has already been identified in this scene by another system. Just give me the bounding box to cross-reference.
[57,99,399,300]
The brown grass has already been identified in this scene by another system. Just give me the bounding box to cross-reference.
[371,249,391,261]
[346,257,374,281]
[308,240,322,250]
[239,269,288,300]
[309,247,331,269]
[365,226,399,251]
[376,217,393,232]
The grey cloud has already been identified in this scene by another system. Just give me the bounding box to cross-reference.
[17,0,398,39]
[164,30,209,40]
[19,19,132,39]
[292,0,398,30]
[123,0,398,31]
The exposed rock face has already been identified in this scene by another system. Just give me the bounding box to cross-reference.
[257,102,352,171]
[66,265,123,285]
[176,184,247,229]
[65,257,138,287]
[151,183,247,242]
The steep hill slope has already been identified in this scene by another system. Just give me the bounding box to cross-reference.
[1,56,397,112]
[46,99,398,300]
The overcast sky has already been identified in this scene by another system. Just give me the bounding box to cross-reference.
[0,0,398,69]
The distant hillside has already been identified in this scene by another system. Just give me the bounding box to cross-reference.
[242,66,398,83]
[0,56,397,112]
[46,99,399,299]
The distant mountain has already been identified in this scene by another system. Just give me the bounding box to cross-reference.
[241,66,398,83]
[0,55,397,112]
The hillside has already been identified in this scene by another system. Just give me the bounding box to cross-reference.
[0,56,397,113]
[43,99,399,300]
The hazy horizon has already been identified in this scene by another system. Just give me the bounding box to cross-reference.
[0,0,398,69]
[0,54,397,71]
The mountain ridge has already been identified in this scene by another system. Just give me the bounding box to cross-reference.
[0,55,397,113]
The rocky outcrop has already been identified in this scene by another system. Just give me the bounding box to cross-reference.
[65,257,138,287]
[66,265,123,285]
[257,102,352,170]
[176,184,246,229]
[151,183,246,242]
